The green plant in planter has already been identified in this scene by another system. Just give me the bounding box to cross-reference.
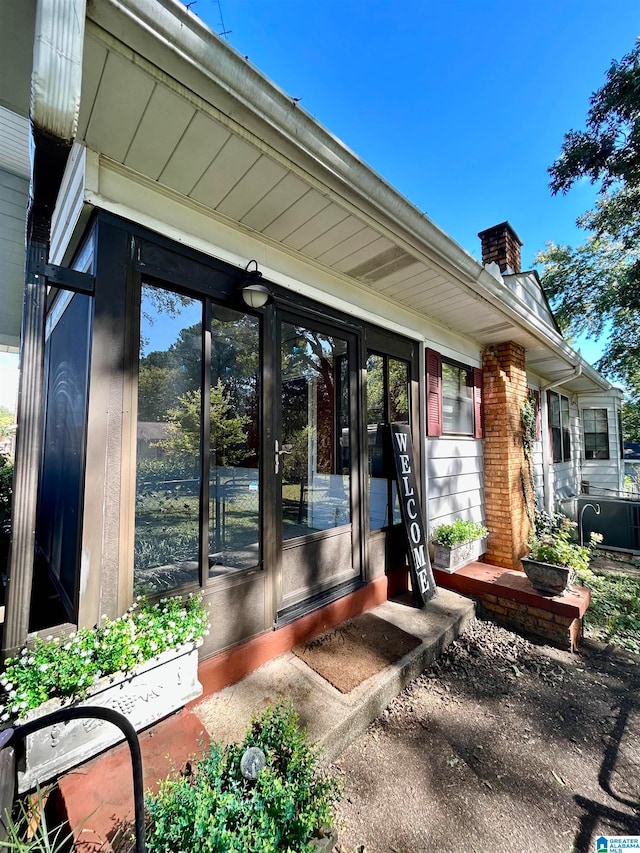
[431,519,488,548]
[145,701,340,853]
[0,593,209,721]
[527,513,601,574]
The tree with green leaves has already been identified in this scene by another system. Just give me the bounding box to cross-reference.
[622,399,640,444]
[0,405,13,439]
[158,380,249,467]
[537,40,640,398]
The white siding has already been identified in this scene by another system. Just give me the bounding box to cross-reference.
[50,143,91,266]
[426,437,484,532]
[532,440,544,508]
[0,168,27,349]
[548,403,582,515]
[579,394,624,495]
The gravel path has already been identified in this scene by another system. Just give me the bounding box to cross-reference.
[331,618,640,853]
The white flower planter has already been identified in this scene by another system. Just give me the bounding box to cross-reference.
[433,537,487,573]
[16,643,202,793]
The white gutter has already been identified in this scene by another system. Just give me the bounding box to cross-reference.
[31,0,85,141]
[542,365,583,392]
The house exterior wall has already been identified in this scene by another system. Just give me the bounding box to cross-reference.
[426,438,484,530]
[0,167,28,349]
[41,152,498,656]
[548,401,582,503]
[579,393,624,496]
[526,376,624,517]
[423,336,485,536]
[3,0,627,669]
[531,430,545,509]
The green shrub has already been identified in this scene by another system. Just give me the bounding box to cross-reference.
[145,702,340,853]
[0,454,13,529]
[575,567,640,654]
[431,519,488,548]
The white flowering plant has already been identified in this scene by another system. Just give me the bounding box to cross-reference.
[0,593,209,722]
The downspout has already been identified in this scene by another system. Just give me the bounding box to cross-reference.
[3,0,85,656]
[540,365,582,515]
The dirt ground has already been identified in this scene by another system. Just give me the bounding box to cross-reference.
[330,617,640,853]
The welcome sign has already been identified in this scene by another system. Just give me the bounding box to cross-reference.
[390,423,436,607]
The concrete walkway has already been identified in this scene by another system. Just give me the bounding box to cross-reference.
[60,587,475,849]
[194,588,475,762]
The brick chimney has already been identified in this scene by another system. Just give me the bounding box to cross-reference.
[478,222,523,274]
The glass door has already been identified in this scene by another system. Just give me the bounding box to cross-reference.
[134,284,262,596]
[276,316,360,616]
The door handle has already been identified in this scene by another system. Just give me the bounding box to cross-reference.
[274,440,292,474]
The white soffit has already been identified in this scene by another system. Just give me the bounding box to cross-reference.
[0,107,30,180]
[76,25,511,341]
[0,107,29,351]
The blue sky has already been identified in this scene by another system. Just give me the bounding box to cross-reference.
[1,1,637,412]
[195,0,638,364]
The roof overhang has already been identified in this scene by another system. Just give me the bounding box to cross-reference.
[0,0,617,394]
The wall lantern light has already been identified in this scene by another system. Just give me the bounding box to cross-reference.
[239,260,272,308]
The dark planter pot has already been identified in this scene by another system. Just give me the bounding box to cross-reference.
[521,558,572,596]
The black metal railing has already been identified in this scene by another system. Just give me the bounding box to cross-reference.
[0,706,145,852]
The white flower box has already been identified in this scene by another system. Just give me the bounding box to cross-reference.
[16,643,202,793]
[433,537,487,573]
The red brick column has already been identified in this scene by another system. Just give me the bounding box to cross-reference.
[482,343,531,569]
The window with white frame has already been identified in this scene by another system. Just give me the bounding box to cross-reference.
[426,349,483,438]
[583,408,609,460]
[442,361,474,435]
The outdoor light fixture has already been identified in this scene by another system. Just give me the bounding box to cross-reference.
[239,260,272,308]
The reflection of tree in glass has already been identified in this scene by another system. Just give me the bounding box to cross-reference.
[138,364,182,422]
[138,320,202,423]
[282,426,311,483]
[388,358,409,422]
[211,312,260,461]
[139,289,195,358]
[157,381,248,466]
[366,355,408,424]
[139,313,259,433]
[366,355,384,423]
[281,327,347,475]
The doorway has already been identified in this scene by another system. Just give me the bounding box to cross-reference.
[274,312,361,619]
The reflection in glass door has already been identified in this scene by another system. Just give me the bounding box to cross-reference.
[134,284,261,596]
[367,353,410,530]
[280,323,350,538]
[278,319,359,615]
[208,306,260,577]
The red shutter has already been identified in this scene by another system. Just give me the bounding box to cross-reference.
[473,368,484,439]
[426,348,442,437]
[533,390,542,440]
[547,389,555,462]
